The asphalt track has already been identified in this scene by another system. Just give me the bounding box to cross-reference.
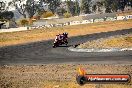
[0,29,132,65]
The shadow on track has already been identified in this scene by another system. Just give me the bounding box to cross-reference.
[0,28,132,65]
[68,28,132,45]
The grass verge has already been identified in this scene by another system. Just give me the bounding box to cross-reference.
[0,20,132,47]
[78,34,132,49]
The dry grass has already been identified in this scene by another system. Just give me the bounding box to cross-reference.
[125,36,132,43]
[0,64,132,88]
[40,81,131,88]
[78,34,132,49]
[0,20,132,47]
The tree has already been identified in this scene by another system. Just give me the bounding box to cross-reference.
[9,0,41,19]
[41,11,54,18]
[0,1,14,21]
[0,1,6,12]
[103,0,118,13]
[128,0,132,7]
[0,11,14,20]
[81,0,92,14]
[66,0,72,15]
[65,0,80,16]
[20,19,28,26]
[26,0,38,18]
[111,0,118,12]
[8,0,27,18]
[41,0,61,13]
[74,0,80,16]
[118,0,132,11]
[63,12,71,18]
[92,5,97,13]
[36,0,46,16]
[103,0,112,13]
[50,0,61,13]
[95,1,104,13]
[56,7,66,16]
[103,0,132,13]
[66,0,73,14]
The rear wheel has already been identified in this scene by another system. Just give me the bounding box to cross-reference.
[53,42,59,48]
[65,41,68,46]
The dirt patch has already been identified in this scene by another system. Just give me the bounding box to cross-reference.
[0,64,132,88]
[0,20,132,47]
[78,34,132,49]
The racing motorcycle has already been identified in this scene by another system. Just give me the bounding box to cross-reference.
[53,39,68,48]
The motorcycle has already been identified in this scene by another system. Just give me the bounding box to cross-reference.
[53,39,68,48]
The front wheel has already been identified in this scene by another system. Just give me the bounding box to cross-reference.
[53,43,57,48]
[53,45,56,48]
[53,42,59,48]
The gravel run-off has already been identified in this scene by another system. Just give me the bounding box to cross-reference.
[0,64,132,88]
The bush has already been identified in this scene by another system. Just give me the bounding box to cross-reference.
[125,36,132,43]
[41,11,54,18]
[32,16,40,20]
[63,12,71,18]
[0,19,8,22]
[20,19,29,26]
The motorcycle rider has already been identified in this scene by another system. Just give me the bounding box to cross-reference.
[60,34,64,41]
[62,32,68,41]
[54,32,68,45]
[54,34,61,43]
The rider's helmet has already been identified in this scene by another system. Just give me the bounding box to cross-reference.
[56,34,59,37]
[63,32,68,35]
[56,34,61,36]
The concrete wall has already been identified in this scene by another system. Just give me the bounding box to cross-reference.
[0,27,28,33]
[1,14,131,33]
[30,14,132,30]
[105,17,117,21]
[94,18,104,22]
[117,15,132,20]
[70,21,81,25]
[81,20,91,24]
[117,16,126,20]
[33,21,46,27]
[126,15,132,19]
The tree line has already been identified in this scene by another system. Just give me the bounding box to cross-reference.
[0,0,132,20]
